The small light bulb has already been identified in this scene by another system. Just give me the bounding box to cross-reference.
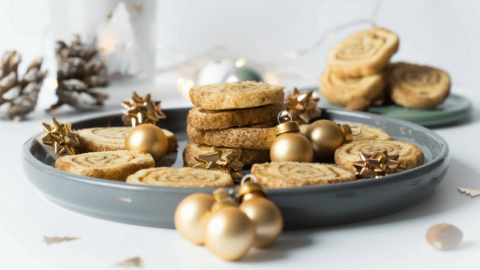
[235,58,246,68]
[45,77,58,89]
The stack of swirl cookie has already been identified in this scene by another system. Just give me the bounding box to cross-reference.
[184,81,285,167]
[320,27,451,110]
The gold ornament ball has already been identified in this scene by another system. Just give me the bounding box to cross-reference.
[305,120,344,159]
[174,193,215,245]
[125,124,168,162]
[270,133,313,162]
[204,206,255,261]
[239,196,283,248]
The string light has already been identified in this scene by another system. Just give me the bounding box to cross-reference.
[235,57,246,68]
[157,0,383,96]
[45,77,58,90]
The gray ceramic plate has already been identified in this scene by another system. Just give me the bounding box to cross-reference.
[22,109,449,230]
[311,86,471,126]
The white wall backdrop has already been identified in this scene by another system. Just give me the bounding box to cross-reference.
[0,0,479,94]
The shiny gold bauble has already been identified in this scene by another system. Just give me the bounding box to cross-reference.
[125,124,168,162]
[204,206,255,261]
[174,193,215,245]
[239,195,283,248]
[305,120,344,159]
[270,133,313,162]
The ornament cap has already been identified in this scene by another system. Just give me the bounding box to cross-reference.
[338,124,353,142]
[211,188,238,212]
[238,182,267,202]
[275,121,300,136]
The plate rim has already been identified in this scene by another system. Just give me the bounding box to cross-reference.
[23,109,449,194]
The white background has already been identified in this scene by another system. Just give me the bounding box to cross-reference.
[1,0,480,269]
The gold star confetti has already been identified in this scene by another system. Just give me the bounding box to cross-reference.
[194,147,244,180]
[115,257,143,268]
[458,188,480,197]
[284,88,322,124]
[352,148,406,179]
[217,151,244,181]
[43,236,79,245]
[121,92,166,127]
[193,147,221,170]
[42,117,80,155]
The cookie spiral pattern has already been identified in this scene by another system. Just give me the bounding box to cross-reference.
[251,162,356,188]
[386,62,450,109]
[335,140,424,171]
[55,150,155,181]
[126,167,233,187]
[348,124,392,141]
[189,81,285,110]
[327,28,399,78]
[78,127,178,153]
[319,68,386,106]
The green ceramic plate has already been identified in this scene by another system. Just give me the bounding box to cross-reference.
[312,88,472,126]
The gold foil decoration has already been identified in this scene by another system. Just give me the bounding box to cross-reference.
[121,92,166,127]
[352,148,406,179]
[217,151,244,180]
[42,117,80,155]
[284,88,322,124]
[43,236,79,245]
[458,188,480,197]
[115,257,143,268]
[194,147,244,180]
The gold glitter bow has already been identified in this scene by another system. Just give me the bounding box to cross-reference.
[285,88,322,124]
[352,149,406,179]
[121,92,166,127]
[42,117,80,155]
[194,147,244,180]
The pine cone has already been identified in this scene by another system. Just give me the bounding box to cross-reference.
[49,35,109,111]
[0,51,47,121]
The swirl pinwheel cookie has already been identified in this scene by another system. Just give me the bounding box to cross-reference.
[188,103,284,130]
[187,123,276,150]
[251,162,356,188]
[78,127,178,153]
[349,124,392,141]
[189,81,285,110]
[386,62,450,109]
[335,140,424,171]
[328,28,399,78]
[126,167,234,187]
[183,143,270,167]
[319,68,386,106]
[55,150,155,181]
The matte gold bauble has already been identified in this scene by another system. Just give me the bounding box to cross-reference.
[125,124,168,162]
[204,206,255,261]
[240,195,283,248]
[305,120,351,159]
[174,193,215,245]
[270,121,313,162]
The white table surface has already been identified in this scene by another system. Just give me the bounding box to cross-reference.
[0,78,479,270]
[2,0,480,269]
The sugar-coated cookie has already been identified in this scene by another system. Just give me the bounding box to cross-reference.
[251,162,356,188]
[78,127,178,153]
[320,68,386,106]
[187,122,276,150]
[335,140,424,171]
[348,124,392,141]
[327,28,399,78]
[55,150,155,181]
[187,103,284,130]
[386,62,450,109]
[126,167,233,187]
[189,81,284,110]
